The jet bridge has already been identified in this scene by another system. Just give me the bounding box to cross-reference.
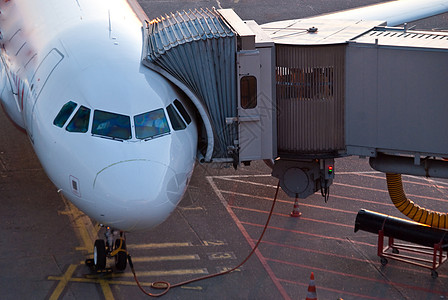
[345,27,448,160]
[143,8,275,164]
[143,9,448,210]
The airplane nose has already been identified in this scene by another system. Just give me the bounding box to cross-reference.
[93,160,182,230]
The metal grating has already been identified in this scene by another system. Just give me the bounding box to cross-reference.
[144,8,237,159]
[353,27,448,50]
[276,44,346,156]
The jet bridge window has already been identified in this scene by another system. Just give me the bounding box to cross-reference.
[240,76,257,109]
[276,67,334,100]
[166,104,186,131]
[134,108,170,140]
[92,110,131,140]
[66,106,91,133]
[54,101,77,128]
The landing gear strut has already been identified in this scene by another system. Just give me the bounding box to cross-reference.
[86,227,127,272]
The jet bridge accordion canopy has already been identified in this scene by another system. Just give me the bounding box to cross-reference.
[143,8,237,160]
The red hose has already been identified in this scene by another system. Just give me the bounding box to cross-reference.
[129,181,281,297]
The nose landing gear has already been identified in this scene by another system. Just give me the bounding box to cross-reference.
[86,227,127,273]
[112,237,127,271]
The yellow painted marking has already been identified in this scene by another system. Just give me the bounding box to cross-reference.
[85,269,208,279]
[178,206,204,211]
[132,255,200,262]
[54,191,223,298]
[217,266,241,273]
[53,195,107,299]
[48,276,153,287]
[208,252,236,260]
[127,242,193,249]
[103,280,151,287]
[59,194,99,253]
[130,269,208,277]
[215,176,276,188]
[181,286,203,291]
[49,264,78,300]
[208,174,271,179]
[75,246,89,251]
[202,240,227,246]
[100,280,115,300]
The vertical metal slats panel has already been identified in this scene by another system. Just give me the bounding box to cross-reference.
[276,44,346,155]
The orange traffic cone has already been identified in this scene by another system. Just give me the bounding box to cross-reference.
[290,195,302,217]
[305,272,317,300]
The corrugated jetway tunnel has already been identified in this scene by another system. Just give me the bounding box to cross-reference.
[143,8,275,165]
[143,8,448,228]
[143,8,238,163]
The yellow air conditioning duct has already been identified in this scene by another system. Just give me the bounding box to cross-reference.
[386,173,448,229]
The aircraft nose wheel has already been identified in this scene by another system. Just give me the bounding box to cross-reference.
[94,239,107,270]
[114,238,127,271]
[86,229,128,273]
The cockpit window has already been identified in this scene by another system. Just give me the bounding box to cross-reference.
[54,101,77,128]
[134,108,170,140]
[66,106,91,133]
[166,104,186,131]
[173,99,192,125]
[92,110,131,140]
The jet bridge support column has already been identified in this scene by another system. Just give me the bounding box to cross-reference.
[271,42,346,200]
[272,158,334,199]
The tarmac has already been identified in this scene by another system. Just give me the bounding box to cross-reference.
[1,1,448,299]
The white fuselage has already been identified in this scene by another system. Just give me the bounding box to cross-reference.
[0,0,198,231]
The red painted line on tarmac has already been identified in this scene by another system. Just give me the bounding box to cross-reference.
[241,221,375,247]
[267,258,447,296]
[258,239,448,278]
[222,187,396,210]
[403,193,448,203]
[230,205,353,228]
[351,172,448,190]
[278,277,386,300]
[335,182,448,203]
[401,178,448,189]
[330,193,394,207]
[207,178,291,300]
[221,190,358,215]
[221,178,448,210]
[334,182,389,193]
[255,239,373,261]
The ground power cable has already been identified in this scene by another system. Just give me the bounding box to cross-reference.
[127,181,281,297]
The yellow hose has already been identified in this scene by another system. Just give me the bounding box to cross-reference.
[386,173,448,229]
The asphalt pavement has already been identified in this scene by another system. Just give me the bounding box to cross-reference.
[1,1,448,299]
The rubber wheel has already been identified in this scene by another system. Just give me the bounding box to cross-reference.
[94,239,107,270]
[392,248,399,254]
[114,238,127,271]
[380,257,388,266]
[431,270,438,279]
